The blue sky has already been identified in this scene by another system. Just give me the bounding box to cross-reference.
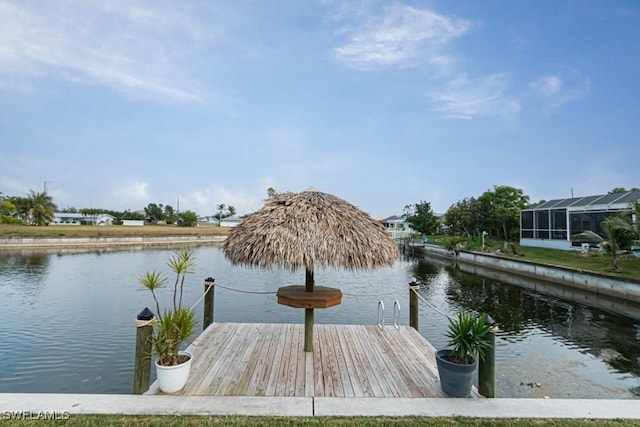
[1,0,638,218]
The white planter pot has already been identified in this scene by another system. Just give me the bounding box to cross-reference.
[155,351,192,393]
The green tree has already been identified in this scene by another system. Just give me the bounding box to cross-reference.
[24,190,57,226]
[144,203,165,224]
[0,196,16,217]
[403,201,440,235]
[267,187,277,198]
[164,205,176,224]
[122,210,145,220]
[214,204,236,225]
[0,193,19,223]
[478,186,530,242]
[176,210,198,227]
[609,187,640,194]
[445,197,481,236]
[80,208,103,216]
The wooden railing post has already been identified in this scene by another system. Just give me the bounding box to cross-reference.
[203,277,215,330]
[133,307,154,394]
[478,314,497,398]
[409,278,419,330]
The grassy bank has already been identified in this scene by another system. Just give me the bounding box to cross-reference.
[0,224,230,239]
[2,416,638,427]
[423,235,640,281]
[501,245,640,280]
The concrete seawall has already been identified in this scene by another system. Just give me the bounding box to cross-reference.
[0,235,226,248]
[414,244,640,304]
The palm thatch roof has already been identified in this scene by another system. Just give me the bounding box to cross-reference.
[223,189,399,272]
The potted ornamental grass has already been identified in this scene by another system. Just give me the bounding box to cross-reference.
[139,248,198,393]
[435,311,492,398]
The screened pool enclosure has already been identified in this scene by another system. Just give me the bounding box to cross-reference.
[520,190,640,250]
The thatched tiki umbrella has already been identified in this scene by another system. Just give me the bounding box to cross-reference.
[223,187,399,352]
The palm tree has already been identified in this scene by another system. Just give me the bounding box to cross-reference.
[216,204,225,226]
[630,201,640,242]
[573,215,632,270]
[25,190,57,226]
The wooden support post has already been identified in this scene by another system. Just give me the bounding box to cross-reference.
[304,269,314,352]
[133,307,154,395]
[409,279,419,331]
[304,308,314,352]
[478,314,497,398]
[203,277,215,330]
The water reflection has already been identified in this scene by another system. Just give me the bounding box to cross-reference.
[0,251,51,303]
[0,246,638,398]
[413,256,640,397]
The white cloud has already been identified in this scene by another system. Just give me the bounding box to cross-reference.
[332,3,470,70]
[183,184,268,218]
[530,71,591,112]
[530,76,562,97]
[431,73,521,119]
[0,1,213,101]
[111,182,150,208]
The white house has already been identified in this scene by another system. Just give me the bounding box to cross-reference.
[380,215,414,239]
[52,212,115,226]
[220,216,242,227]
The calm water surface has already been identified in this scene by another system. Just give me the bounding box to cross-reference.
[0,244,638,398]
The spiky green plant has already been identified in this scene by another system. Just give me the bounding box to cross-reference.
[152,308,196,366]
[444,312,492,364]
[138,248,198,366]
[572,215,634,271]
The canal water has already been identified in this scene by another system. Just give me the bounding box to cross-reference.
[0,244,638,398]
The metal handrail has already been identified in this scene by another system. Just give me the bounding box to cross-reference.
[377,300,385,330]
[393,300,401,330]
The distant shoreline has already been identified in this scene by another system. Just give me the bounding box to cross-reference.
[0,235,227,249]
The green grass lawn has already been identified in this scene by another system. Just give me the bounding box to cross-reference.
[0,224,229,238]
[2,415,638,426]
[499,245,640,281]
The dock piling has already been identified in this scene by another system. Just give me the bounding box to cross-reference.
[133,307,154,394]
[478,313,497,398]
[203,277,215,330]
[409,279,419,330]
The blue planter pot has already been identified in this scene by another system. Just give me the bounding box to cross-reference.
[435,349,477,397]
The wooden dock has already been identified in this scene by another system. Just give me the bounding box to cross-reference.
[152,323,478,398]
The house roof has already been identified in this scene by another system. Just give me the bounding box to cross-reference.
[54,212,115,219]
[524,190,640,212]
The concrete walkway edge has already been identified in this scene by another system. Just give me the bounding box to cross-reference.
[1,394,639,418]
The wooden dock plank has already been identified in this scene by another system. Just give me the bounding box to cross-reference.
[316,324,338,397]
[342,325,384,397]
[203,323,256,395]
[396,327,448,395]
[284,323,300,396]
[362,326,413,397]
[265,323,289,396]
[328,324,356,397]
[167,323,477,399]
[244,323,280,396]
[347,325,395,397]
[378,326,439,397]
[295,325,307,397]
[181,323,242,395]
[226,323,271,395]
